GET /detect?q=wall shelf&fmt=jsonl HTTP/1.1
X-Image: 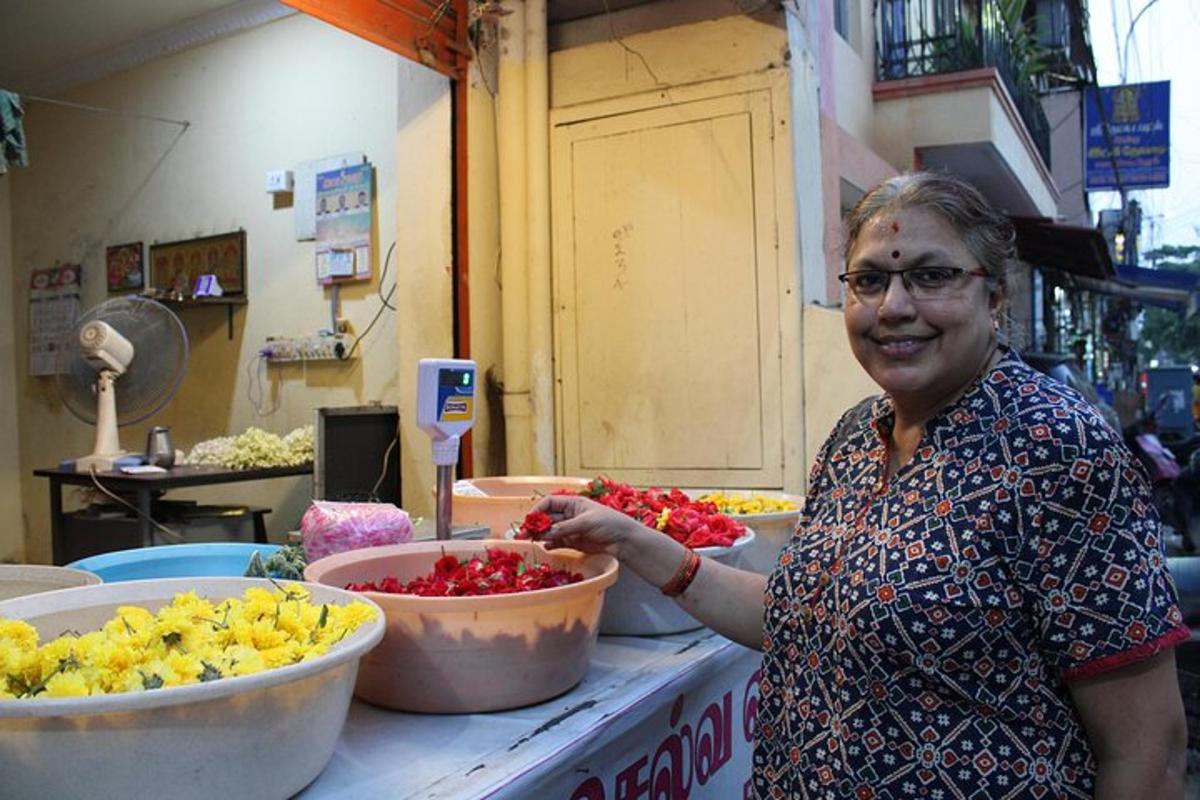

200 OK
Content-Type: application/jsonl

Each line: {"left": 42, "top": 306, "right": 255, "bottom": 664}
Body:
{"left": 150, "top": 295, "right": 247, "bottom": 339}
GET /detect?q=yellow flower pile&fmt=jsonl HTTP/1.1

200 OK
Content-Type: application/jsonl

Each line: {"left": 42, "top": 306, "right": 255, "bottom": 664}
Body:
{"left": 0, "top": 584, "right": 375, "bottom": 700}
{"left": 697, "top": 492, "right": 799, "bottom": 515}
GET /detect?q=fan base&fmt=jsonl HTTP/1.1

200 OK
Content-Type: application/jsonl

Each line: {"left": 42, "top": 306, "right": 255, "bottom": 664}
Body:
{"left": 73, "top": 452, "right": 129, "bottom": 474}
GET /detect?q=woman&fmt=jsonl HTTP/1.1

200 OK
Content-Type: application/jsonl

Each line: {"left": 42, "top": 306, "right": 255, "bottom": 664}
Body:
{"left": 531, "top": 172, "right": 1189, "bottom": 798}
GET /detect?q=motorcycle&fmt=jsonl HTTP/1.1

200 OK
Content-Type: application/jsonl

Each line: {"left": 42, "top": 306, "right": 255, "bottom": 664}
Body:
{"left": 1126, "top": 395, "right": 1200, "bottom": 553}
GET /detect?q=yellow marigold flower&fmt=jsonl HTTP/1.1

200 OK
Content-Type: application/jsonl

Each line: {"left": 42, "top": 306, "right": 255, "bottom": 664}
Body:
{"left": 248, "top": 617, "right": 291, "bottom": 651}
{"left": 37, "top": 638, "right": 79, "bottom": 678}
{"left": 43, "top": 671, "right": 89, "bottom": 698}
{"left": 329, "top": 602, "right": 377, "bottom": 632}
{"left": 697, "top": 492, "right": 798, "bottom": 515}
{"left": 259, "top": 641, "right": 304, "bottom": 669}
{"left": 164, "top": 650, "right": 203, "bottom": 685}
{"left": 169, "top": 591, "right": 216, "bottom": 619}
{"left": 0, "top": 640, "right": 34, "bottom": 680}
{"left": 655, "top": 508, "right": 671, "bottom": 531}
{"left": 0, "top": 619, "right": 39, "bottom": 650}
{"left": 112, "top": 606, "right": 155, "bottom": 630}
{"left": 220, "top": 644, "right": 266, "bottom": 677}
{"left": 241, "top": 587, "right": 279, "bottom": 620}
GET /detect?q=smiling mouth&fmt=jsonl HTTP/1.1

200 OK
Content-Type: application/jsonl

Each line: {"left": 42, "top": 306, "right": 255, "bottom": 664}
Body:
{"left": 872, "top": 334, "right": 936, "bottom": 345}
{"left": 871, "top": 334, "right": 937, "bottom": 357}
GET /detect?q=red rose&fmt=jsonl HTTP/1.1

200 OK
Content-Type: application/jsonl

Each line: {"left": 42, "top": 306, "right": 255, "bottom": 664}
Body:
{"left": 517, "top": 510, "right": 553, "bottom": 540}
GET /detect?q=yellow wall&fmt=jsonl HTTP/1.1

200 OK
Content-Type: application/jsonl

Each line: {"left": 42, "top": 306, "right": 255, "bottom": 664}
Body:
{"left": 549, "top": 12, "right": 826, "bottom": 490}
{"left": 8, "top": 15, "right": 461, "bottom": 563}
{"left": 550, "top": 13, "right": 789, "bottom": 109}
{"left": 0, "top": 175, "right": 24, "bottom": 561}
{"left": 801, "top": 305, "right": 879, "bottom": 465}
{"left": 465, "top": 66, "right": 504, "bottom": 477}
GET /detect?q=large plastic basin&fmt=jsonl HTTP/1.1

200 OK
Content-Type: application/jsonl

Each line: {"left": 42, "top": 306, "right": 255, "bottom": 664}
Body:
{"left": 445, "top": 475, "right": 592, "bottom": 537}
{"left": 692, "top": 490, "right": 804, "bottom": 574}
{"left": 600, "top": 529, "right": 756, "bottom": 636}
{"left": 0, "top": 577, "right": 384, "bottom": 800}
{"left": 66, "top": 542, "right": 281, "bottom": 582}
{"left": 305, "top": 540, "right": 618, "bottom": 713}
{"left": 0, "top": 564, "right": 100, "bottom": 602}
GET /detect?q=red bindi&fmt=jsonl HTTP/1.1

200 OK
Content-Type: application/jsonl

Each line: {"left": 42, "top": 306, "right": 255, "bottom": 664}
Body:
{"left": 890, "top": 222, "right": 900, "bottom": 233}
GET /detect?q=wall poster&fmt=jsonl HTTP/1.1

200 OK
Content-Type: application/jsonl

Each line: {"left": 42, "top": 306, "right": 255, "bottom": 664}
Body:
{"left": 315, "top": 163, "right": 372, "bottom": 284}
{"left": 106, "top": 241, "right": 144, "bottom": 292}
{"left": 29, "top": 263, "right": 81, "bottom": 376}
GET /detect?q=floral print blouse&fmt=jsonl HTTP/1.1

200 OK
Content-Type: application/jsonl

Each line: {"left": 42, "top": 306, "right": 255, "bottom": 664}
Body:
{"left": 754, "top": 348, "right": 1188, "bottom": 799}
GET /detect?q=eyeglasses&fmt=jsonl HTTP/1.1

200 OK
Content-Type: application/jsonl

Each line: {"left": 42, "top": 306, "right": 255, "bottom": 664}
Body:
{"left": 837, "top": 266, "right": 991, "bottom": 303}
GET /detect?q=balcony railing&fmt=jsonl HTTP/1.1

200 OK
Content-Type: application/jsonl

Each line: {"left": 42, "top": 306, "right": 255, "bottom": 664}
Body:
{"left": 875, "top": 0, "right": 1052, "bottom": 169}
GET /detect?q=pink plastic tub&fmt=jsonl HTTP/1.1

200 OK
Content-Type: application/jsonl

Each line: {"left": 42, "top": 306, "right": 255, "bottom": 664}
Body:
{"left": 304, "top": 540, "right": 618, "bottom": 713}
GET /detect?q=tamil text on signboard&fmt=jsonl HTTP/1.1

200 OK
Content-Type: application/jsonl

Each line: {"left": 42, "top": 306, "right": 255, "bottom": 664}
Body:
{"left": 1084, "top": 80, "right": 1170, "bottom": 191}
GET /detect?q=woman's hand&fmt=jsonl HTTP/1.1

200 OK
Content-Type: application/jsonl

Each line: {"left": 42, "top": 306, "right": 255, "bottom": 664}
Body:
{"left": 528, "top": 493, "right": 768, "bottom": 651}
{"left": 527, "top": 495, "right": 643, "bottom": 558}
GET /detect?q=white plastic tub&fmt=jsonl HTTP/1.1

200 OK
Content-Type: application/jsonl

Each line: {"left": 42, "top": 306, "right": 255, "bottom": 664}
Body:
{"left": 0, "top": 577, "right": 384, "bottom": 800}
{"left": 599, "top": 529, "right": 756, "bottom": 636}
{"left": 693, "top": 490, "right": 804, "bottom": 575}
{"left": 0, "top": 564, "right": 100, "bottom": 602}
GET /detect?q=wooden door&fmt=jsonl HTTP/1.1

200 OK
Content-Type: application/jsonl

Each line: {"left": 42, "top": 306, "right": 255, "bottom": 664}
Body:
{"left": 552, "top": 84, "right": 784, "bottom": 488}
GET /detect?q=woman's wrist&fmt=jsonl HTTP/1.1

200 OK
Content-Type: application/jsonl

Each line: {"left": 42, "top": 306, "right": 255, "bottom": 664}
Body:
{"left": 616, "top": 523, "right": 691, "bottom": 587}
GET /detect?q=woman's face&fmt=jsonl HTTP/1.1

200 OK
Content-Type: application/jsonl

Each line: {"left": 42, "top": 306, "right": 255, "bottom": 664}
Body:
{"left": 843, "top": 207, "right": 999, "bottom": 412}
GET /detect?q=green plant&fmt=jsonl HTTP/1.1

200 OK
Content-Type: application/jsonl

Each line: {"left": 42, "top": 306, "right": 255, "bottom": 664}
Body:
{"left": 994, "top": 0, "right": 1049, "bottom": 90}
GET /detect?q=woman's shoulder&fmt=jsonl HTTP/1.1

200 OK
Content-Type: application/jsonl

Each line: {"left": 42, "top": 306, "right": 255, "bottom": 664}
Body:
{"left": 988, "top": 354, "right": 1128, "bottom": 467}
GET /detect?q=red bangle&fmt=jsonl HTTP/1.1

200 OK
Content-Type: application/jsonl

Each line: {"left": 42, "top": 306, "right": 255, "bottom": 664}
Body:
{"left": 661, "top": 548, "right": 702, "bottom": 597}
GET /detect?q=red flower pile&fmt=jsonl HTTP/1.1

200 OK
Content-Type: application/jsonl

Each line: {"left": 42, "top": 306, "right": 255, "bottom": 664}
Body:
{"left": 561, "top": 477, "right": 746, "bottom": 550}
{"left": 345, "top": 548, "right": 583, "bottom": 597}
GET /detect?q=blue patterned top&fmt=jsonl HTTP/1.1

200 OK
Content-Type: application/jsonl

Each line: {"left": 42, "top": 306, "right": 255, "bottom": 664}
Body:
{"left": 754, "top": 348, "right": 1187, "bottom": 799}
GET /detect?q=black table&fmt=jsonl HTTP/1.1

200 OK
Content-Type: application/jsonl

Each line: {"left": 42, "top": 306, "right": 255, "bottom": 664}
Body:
{"left": 33, "top": 464, "right": 313, "bottom": 565}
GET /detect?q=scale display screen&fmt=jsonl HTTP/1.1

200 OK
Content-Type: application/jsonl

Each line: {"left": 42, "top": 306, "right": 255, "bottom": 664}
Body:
{"left": 439, "top": 368, "right": 473, "bottom": 389}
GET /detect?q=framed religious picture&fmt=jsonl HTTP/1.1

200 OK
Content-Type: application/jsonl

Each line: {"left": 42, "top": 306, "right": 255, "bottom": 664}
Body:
{"left": 149, "top": 230, "right": 246, "bottom": 298}
{"left": 105, "top": 242, "right": 144, "bottom": 292}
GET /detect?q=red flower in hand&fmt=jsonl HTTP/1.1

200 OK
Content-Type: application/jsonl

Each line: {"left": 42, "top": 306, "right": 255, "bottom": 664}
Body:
{"left": 518, "top": 510, "right": 553, "bottom": 540}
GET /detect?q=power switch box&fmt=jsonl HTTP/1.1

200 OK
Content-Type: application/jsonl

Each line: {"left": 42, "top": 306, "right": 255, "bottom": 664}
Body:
{"left": 266, "top": 169, "right": 294, "bottom": 194}
{"left": 263, "top": 333, "right": 353, "bottom": 363}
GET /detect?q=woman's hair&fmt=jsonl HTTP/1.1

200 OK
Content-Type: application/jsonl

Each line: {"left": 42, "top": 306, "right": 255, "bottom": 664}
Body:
{"left": 843, "top": 171, "right": 1017, "bottom": 292}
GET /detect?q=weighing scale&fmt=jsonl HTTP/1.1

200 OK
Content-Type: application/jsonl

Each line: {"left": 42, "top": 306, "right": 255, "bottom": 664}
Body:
{"left": 417, "top": 358, "right": 477, "bottom": 540}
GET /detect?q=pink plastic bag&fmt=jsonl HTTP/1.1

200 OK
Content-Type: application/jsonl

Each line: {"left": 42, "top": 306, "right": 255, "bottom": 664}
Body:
{"left": 301, "top": 501, "right": 415, "bottom": 561}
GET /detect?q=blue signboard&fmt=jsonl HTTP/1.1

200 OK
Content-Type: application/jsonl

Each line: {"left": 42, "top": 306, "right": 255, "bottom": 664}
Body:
{"left": 1084, "top": 81, "right": 1170, "bottom": 191}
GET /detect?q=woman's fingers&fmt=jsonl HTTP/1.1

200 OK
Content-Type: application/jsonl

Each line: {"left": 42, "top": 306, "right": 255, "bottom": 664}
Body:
{"left": 530, "top": 494, "right": 585, "bottom": 520}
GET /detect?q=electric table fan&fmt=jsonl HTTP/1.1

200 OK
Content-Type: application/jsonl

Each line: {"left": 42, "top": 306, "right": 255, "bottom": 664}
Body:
{"left": 416, "top": 358, "right": 476, "bottom": 540}
{"left": 56, "top": 297, "right": 188, "bottom": 472}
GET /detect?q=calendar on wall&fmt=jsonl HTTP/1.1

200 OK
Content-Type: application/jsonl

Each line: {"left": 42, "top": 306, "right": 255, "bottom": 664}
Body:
{"left": 29, "top": 264, "right": 81, "bottom": 376}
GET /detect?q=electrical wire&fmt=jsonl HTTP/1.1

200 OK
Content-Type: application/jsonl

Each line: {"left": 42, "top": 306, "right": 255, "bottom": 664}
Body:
{"left": 341, "top": 241, "right": 397, "bottom": 361}
{"left": 368, "top": 428, "right": 400, "bottom": 503}
{"left": 22, "top": 94, "right": 190, "bottom": 128}
{"left": 88, "top": 467, "right": 185, "bottom": 544}
{"left": 378, "top": 240, "right": 397, "bottom": 311}
{"left": 246, "top": 352, "right": 279, "bottom": 416}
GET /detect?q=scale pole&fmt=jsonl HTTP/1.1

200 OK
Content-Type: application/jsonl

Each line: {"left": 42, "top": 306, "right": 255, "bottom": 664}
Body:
{"left": 435, "top": 463, "right": 454, "bottom": 540}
